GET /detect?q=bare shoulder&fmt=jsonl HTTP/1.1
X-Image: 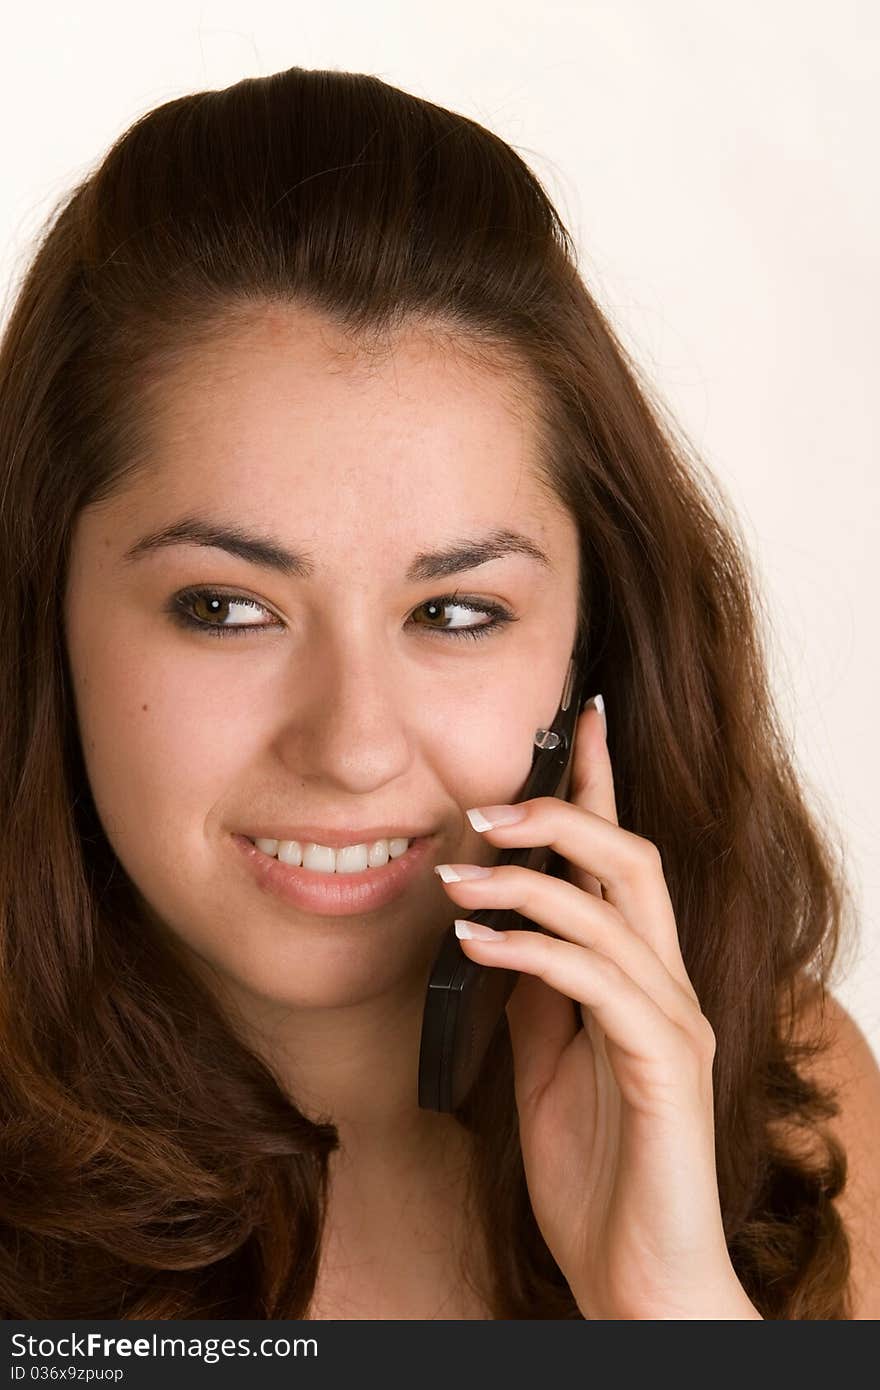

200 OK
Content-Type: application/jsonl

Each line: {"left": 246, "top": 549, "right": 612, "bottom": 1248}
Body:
{"left": 782, "top": 975, "right": 880, "bottom": 1319}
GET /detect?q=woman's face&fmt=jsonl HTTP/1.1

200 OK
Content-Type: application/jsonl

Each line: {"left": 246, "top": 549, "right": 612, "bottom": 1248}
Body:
{"left": 63, "top": 306, "right": 581, "bottom": 1013}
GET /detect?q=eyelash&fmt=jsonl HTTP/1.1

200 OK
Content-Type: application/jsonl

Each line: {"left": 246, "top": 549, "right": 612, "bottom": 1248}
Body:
{"left": 166, "top": 586, "right": 518, "bottom": 643}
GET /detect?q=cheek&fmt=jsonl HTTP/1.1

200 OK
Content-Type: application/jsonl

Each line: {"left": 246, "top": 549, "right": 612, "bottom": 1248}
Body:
{"left": 68, "top": 627, "right": 249, "bottom": 857}
{"left": 425, "top": 686, "right": 542, "bottom": 810}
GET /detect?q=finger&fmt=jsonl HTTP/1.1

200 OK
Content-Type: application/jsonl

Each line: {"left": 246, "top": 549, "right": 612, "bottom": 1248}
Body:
{"left": 562, "top": 698, "right": 614, "bottom": 898}
{"left": 570, "top": 695, "right": 618, "bottom": 827}
{"left": 440, "top": 863, "right": 700, "bottom": 1030}
{"left": 504, "top": 967, "right": 582, "bottom": 1102}
{"left": 466, "top": 797, "right": 697, "bottom": 1001}
{"left": 456, "top": 927, "right": 715, "bottom": 1112}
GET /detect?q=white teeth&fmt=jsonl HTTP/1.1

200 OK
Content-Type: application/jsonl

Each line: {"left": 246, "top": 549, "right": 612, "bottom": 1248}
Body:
{"left": 302, "top": 842, "right": 335, "bottom": 872}
{"left": 366, "top": 841, "right": 391, "bottom": 870}
{"left": 252, "top": 836, "right": 412, "bottom": 873}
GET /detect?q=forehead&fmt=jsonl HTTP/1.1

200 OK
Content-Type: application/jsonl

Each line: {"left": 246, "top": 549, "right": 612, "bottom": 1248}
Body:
{"left": 101, "top": 307, "right": 576, "bottom": 573}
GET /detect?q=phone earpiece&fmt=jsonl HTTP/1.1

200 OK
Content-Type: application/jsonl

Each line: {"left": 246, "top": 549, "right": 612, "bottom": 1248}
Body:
{"left": 534, "top": 728, "right": 562, "bottom": 749}
{"left": 534, "top": 654, "right": 579, "bottom": 750}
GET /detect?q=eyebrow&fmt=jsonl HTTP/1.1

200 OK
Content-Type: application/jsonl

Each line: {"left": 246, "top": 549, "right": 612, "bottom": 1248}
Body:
{"left": 120, "top": 516, "right": 554, "bottom": 583}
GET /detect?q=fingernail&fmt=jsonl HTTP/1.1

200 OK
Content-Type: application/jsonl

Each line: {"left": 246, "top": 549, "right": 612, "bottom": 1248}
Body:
{"left": 585, "top": 692, "right": 607, "bottom": 740}
{"left": 455, "top": 918, "right": 507, "bottom": 941}
{"left": 434, "top": 863, "right": 494, "bottom": 882}
{"left": 466, "top": 804, "right": 527, "bottom": 831}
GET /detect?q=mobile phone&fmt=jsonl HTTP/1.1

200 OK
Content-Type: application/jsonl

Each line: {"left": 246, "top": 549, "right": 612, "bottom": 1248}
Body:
{"left": 417, "top": 644, "right": 590, "bottom": 1112}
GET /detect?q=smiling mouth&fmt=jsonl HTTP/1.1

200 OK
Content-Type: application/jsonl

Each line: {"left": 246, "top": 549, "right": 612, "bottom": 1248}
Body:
{"left": 230, "top": 832, "right": 437, "bottom": 917}
{"left": 242, "top": 833, "right": 421, "bottom": 874}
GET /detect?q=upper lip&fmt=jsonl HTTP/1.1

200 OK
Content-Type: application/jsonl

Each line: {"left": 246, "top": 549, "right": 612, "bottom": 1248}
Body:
{"left": 241, "top": 826, "right": 434, "bottom": 848}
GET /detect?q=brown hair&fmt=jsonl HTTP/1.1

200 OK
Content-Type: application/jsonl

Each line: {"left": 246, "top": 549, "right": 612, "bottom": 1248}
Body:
{"left": 0, "top": 67, "right": 859, "bottom": 1318}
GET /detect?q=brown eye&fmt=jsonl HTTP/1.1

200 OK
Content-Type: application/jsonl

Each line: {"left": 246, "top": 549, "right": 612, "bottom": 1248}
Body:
{"left": 169, "top": 588, "right": 279, "bottom": 638}
{"left": 409, "top": 596, "right": 516, "bottom": 642}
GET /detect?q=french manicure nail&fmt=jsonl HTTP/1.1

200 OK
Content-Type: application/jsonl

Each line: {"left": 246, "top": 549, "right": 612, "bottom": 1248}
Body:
{"left": 434, "top": 863, "right": 494, "bottom": 882}
{"left": 585, "top": 692, "right": 607, "bottom": 740}
{"left": 466, "top": 804, "right": 526, "bottom": 830}
{"left": 454, "top": 918, "right": 507, "bottom": 941}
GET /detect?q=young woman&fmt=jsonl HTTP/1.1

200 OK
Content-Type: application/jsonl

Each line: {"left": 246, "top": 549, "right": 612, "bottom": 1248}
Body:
{"left": 0, "top": 66, "right": 876, "bottom": 1321}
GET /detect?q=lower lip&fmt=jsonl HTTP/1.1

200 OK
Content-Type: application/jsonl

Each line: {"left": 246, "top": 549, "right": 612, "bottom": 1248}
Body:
{"left": 230, "top": 833, "right": 436, "bottom": 916}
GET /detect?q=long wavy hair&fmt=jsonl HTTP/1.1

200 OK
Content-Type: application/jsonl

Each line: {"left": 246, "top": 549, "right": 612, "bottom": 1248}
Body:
{"left": 0, "top": 66, "right": 859, "bottom": 1319}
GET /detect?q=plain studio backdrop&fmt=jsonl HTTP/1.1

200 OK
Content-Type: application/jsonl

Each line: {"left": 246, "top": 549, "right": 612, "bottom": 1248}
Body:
{"left": 1, "top": 1, "right": 877, "bottom": 1060}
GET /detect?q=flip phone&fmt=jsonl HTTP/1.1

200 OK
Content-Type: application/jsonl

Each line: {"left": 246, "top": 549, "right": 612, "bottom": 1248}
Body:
{"left": 417, "top": 643, "right": 591, "bottom": 1112}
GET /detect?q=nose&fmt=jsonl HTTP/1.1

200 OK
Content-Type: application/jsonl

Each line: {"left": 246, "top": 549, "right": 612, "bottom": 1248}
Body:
{"left": 275, "top": 635, "right": 416, "bottom": 791}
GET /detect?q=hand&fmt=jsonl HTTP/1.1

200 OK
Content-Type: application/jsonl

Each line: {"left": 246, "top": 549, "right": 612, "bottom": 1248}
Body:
{"left": 433, "top": 696, "right": 762, "bottom": 1320}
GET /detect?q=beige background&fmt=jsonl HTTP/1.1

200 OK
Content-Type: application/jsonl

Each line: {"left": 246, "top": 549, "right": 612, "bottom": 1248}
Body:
{"left": 2, "top": 0, "right": 877, "bottom": 1057}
